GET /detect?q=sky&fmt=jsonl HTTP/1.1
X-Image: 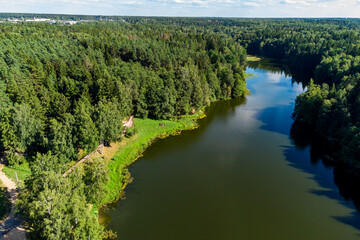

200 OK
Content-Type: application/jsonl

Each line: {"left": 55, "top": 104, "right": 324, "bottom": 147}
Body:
{"left": 1, "top": 0, "right": 360, "bottom": 18}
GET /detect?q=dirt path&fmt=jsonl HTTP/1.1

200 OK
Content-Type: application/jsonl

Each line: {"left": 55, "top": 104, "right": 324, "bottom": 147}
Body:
{"left": 124, "top": 115, "right": 134, "bottom": 128}
{"left": 64, "top": 115, "right": 135, "bottom": 177}
{"left": 122, "top": 115, "right": 134, "bottom": 136}
{"left": 0, "top": 115, "right": 135, "bottom": 237}
{"left": 0, "top": 165, "right": 27, "bottom": 240}
{"left": 63, "top": 154, "right": 91, "bottom": 177}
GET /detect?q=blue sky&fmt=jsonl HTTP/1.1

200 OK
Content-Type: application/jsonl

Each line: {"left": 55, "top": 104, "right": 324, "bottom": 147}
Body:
{"left": 2, "top": 0, "right": 360, "bottom": 17}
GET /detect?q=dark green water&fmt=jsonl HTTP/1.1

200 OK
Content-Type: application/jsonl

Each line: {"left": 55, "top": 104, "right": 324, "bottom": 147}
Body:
{"left": 101, "top": 60, "right": 360, "bottom": 240}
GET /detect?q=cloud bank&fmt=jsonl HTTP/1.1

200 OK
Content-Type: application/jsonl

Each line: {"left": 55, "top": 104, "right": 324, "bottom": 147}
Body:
{"left": 1, "top": 0, "right": 360, "bottom": 17}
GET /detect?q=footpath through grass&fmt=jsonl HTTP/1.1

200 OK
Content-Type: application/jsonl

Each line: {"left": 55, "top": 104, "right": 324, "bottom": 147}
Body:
{"left": 101, "top": 114, "right": 202, "bottom": 205}
{"left": 0, "top": 113, "right": 203, "bottom": 214}
{"left": 2, "top": 162, "right": 31, "bottom": 189}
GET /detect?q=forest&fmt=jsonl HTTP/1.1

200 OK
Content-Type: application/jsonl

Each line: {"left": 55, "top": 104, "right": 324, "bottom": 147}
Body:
{"left": 0, "top": 19, "right": 248, "bottom": 239}
{"left": 1, "top": 16, "right": 360, "bottom": 239}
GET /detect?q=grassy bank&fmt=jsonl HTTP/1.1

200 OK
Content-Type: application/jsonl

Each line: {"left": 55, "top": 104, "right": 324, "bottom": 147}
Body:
{"left": 100, "top": 113, "right": 204, "bottom": 206}
{"left": 1, "top": 112, "right": 204, "bottom": 225}
{"left": 1, "top": 113, "right": 203, "bottom": 206}
{"left": 2, "top": 163, "right": 31, "bottom": 188}
{"left": 247, "top": 55, "right": 261, "bottom": 62}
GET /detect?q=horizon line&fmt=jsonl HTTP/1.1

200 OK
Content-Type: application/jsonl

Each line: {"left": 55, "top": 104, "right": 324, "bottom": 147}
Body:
{"left": 0, "top": 12, "right": 359, "bottom": 19}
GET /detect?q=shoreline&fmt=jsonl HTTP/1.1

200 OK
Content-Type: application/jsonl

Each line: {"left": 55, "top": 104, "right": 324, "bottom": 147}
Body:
{"left": 96, "top": 112, "right": 206, "bottom": 221}
{"left": 0, "top": 111, "right": 206, "bottom": 235}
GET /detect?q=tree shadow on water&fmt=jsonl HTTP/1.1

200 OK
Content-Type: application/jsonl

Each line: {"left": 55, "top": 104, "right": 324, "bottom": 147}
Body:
{"left": 254, "top": 104, "right": 294, "bottom": 136}
{"left": 141, "top": 97, "right": 247, "bottom": 159}
{"left": 282, "top": 122, "right": 360, "bottom": 233}
{"left": 255, "top": 103, "right": 360, "bottom": 233}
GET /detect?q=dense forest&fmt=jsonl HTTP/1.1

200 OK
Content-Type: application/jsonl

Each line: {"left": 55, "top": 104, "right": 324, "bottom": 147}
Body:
{"left": 0, "top": 20, "right": 248, "bottom": 239}
{"left": 129, "top": 17, "right": 360, "bottom": 170}
{"left": 247, "top": 20, "right": 360, "bottom": 170}
{"left": 1, "top": 16, "right": 360, "bottom": 239}
{"left": 0, "top": 22, "right": 248, "bottom": 164}
{"left": 225, "top": 18, "right": 360, "bottom": 170}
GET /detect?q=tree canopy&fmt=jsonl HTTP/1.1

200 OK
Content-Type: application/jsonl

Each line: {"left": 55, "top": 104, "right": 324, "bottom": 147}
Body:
{"left": 2, "top": 16, "right": 360, "bottom": 239}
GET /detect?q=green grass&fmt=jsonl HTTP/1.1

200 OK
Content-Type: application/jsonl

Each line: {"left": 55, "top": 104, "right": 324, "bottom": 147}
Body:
{"left": 0, "top": 183, "right": 11, "bottom": 221}
{"left": 247, "top": 55, "right": 261, "bottom": 62}
{"left": 0, "top": 113, "right": 203, "bottom": 215}
{"left": 101, "top": 114, "right": 202, "bottom": 205}
{"left": 2, "top": 162, "right": 31, "bottom": 188}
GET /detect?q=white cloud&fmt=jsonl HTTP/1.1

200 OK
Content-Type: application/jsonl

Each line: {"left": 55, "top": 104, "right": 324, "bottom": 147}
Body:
{"left": 170, "top": 0, "right": 234, "bottom": 4}
{"left": 1, "top": 0, "right": 360, "bottom": 17}
{"left": 266, "top": 72, "right": 282, "bottom": 84}
{"left": 243, "top": 1, "right": 261, "bottom": 7}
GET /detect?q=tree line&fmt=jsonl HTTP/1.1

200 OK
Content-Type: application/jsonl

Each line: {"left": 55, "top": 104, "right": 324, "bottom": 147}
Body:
{"left": 124, "top": 18, "right": 360, "bottom": 170}
{"left": 0, "top": 20, "right": 248, "bottom": 239}
{"left": 2, "top": 16, "right": 360, "bottom": 239}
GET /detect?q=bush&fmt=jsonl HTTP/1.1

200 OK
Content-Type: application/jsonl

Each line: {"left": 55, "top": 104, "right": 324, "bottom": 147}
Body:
{"left": 0, "top": 187, "right": 11, "bottom": 221}
{"left": 125, "top": 126, "right": 137, "bottom": 138}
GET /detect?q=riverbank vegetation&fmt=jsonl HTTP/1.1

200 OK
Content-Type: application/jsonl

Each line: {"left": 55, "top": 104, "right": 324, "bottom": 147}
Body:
{"left": 101, "top": 115, "right": 202, "bottom": 206}
{"left": 2, "top": 163, "right": 31, "bottom": 188}
{"left": 243, "top": 19, "right": 360, "bottom": 170}
{"left": 185, "top": 17, "right": 360, "bottom": 171}
{"left": 0, "top": 19, "right": 247, "bottom": 239}
{"left": 1, "top": 16, "right": 360, "bottom": 239}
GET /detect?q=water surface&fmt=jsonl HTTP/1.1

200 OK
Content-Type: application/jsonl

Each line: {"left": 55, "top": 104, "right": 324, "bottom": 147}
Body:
{"left": 101, "top": 60, "right": 360, "bottom": 240}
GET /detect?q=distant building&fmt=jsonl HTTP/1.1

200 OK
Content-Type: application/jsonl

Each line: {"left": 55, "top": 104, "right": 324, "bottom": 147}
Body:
{"left": 65, "top": 21, "right": 78, "bottom": 25}
{"left": 8, "top": 18, "right": 21, "bottom": 23}
{"left": 26, "top": 17, "right": 51, "bottom": 22}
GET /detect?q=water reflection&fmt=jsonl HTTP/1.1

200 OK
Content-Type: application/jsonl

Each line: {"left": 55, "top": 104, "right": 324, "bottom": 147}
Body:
{"left": 255, "top": 105, "right": 294, "bottom": 136}
{"left": 249, "top": 59, "right": 360, "bottom": 232}
{"left": 256, "top": 105, "right": 360, "bottom": 233}
{"left": 248, "top": 57, "right": 312, "bottom": 85}
{"left": 290, "top": 122, "right": 360, "bottom": 214}
{"left": 140, "top": 97, "right": 247, "bottom": 160}
{"left": 99, "top": 97, "right": 248, "bottom": 225}
{"left": 102, "top": 58, "right": 360, "bottom": 240}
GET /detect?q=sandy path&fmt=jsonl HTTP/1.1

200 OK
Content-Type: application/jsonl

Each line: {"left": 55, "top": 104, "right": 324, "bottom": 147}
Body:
{"left": 63, "top": 154, "right": 91, "bottom": 177}
{"left": 64, "top": 115, "right": 135, "bottom": 177}
{"left": 0, "top": 115, "right": 135, "bottom": 237}
{"left": 122, "top": 115, "right": 134, "bottom": 136}
{"left": 124, "top": 115, "right": 134, "bottom": 128}
{"left": 0, "top": 165, "right": 27, "bottom": 240}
